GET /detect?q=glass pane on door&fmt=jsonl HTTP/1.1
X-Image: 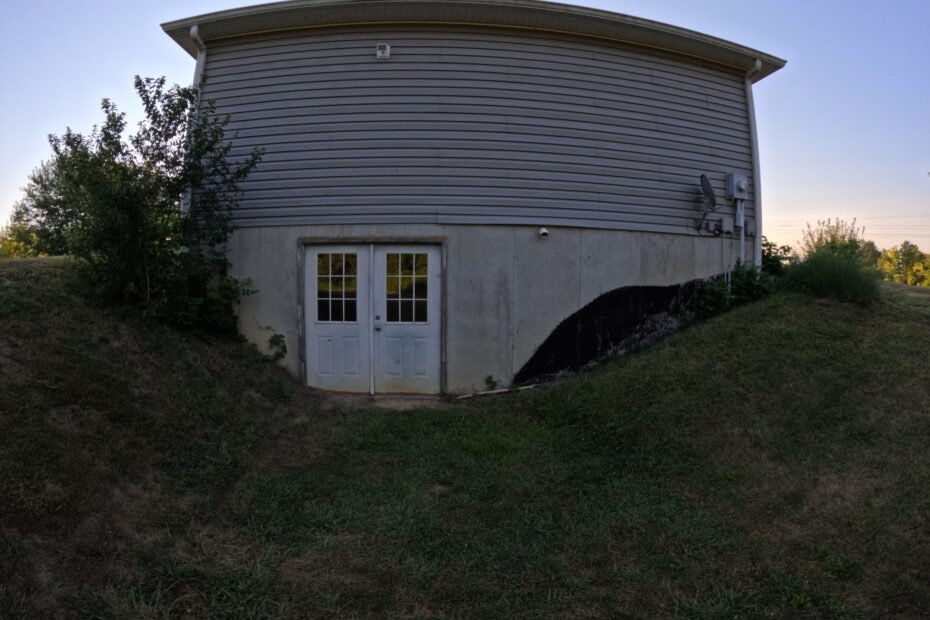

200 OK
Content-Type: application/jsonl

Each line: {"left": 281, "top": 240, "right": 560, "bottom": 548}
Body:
{"left": 316, "top": 252, "right": 358, "bottom": 323}
{"left": 385, "top": 252, "right": 429, "bottom": 324}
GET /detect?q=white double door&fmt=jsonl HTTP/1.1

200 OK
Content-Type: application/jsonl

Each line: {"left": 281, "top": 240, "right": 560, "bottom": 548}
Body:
{"left": 305, "top": 244, "right": 441, "bottom": 394}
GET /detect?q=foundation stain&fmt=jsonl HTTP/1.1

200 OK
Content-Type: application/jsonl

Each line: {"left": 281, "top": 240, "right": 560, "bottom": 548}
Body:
{"left": 514, "top": 280, "right": 702, "bottom": 384}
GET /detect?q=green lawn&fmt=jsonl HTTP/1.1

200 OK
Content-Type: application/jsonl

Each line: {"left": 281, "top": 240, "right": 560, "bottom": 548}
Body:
{"left": 2, "top": 258, "right": 929, "bottom": 618}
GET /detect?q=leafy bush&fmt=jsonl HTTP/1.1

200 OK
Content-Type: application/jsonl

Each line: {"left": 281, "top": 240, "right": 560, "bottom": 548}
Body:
{"left": 699, "top": 262, "right": 774, "bottom": 318}
{"left": 800, "top": 218, "right": 866, "bottom": 258}
{"left": 42, "top": 76, "right": 261, "bottom": 332}
{"left": 799, "top": 218, "right": 880, "bottom": 269}
{"left": 785, "top": 248, "right": 880, "bottom": 305}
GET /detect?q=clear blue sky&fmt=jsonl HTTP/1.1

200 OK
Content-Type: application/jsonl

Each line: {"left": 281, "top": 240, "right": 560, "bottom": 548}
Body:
{"left": 2, "top": 0, "right": 928, "bottom": 249}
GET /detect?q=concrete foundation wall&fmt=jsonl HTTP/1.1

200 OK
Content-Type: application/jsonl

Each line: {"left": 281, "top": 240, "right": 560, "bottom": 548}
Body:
{"left": 229, "top": 224, "right": 739, "bottom": 393}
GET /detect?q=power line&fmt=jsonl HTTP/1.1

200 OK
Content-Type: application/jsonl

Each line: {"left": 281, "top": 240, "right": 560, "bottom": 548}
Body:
{"left": 765, "top": 226, "right": 930, "bottom": 230}
{"left": 767, "top": 224, "right": 930, "bottom": 228}
{"left": 766, "top": 234, "right": 930, "bottom": 239}
{"left": 768, "top": 215, "right": 930, "bottom": 222}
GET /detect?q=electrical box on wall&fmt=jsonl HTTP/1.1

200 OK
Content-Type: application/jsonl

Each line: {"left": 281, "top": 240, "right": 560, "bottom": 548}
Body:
{"left": 726, "top": 173, "right": 750, "bottom": 200}
{"left": 704, "top": 216, "right": 736, "bottom": 235}
{"left": 376, "top": 43, "right": 391, "bottom": 59}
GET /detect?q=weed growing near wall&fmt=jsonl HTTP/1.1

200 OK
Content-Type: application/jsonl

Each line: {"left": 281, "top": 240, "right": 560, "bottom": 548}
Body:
{"left": 698, "top": 263, "right": 774, "bottom": 318}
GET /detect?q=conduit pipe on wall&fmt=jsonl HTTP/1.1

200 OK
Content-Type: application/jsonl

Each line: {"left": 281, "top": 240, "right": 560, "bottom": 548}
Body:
{"left": 745, "top": 59, "right": 763, "bottom": 267}
{"left": 722, "top": 230, "right": 729, "bottom": 287}
{"left": 737, "top": 199, "right": 746, "bottom": 265}
{"left": 190, "top": 25, "right": 207, "bottom": 90}
{"left": 181, "top": 25, "right": 207, "bottom": 215}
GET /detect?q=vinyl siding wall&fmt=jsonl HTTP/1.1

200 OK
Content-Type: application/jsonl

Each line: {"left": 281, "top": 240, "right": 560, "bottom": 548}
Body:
{"left": 201, "top": 25, "right": 755, "bottom": 233}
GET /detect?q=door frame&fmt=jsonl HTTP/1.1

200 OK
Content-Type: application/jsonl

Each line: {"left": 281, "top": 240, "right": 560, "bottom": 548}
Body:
{"left": 297, "top": 236, "right": 448, "bottom": 394}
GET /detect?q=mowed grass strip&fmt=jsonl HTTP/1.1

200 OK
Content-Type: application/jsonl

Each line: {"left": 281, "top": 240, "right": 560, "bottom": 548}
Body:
{"left": 1, "top": 258, "right": 929, "bottom": 618}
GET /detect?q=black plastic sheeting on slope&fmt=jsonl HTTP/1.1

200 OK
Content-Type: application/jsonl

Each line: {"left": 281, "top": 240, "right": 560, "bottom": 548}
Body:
{"left": 514, "top": 279, "right": 703, "bottom": 384}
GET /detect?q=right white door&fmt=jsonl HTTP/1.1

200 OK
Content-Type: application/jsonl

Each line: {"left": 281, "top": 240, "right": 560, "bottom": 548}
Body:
{"left": 372, "top": 246, "right": 442, "bottom": 394}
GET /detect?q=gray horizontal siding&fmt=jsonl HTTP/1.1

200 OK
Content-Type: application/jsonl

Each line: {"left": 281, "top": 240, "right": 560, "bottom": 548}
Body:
{"left": 206, "top": 68, "right": 748, "bottom": 121}
{"left": 201, "top": 25, "right": 754, "bottom": 232}
{"left": 206, "top": 27, "right": 748, "bottom": 93}
{"left": 204, "top": 59, "right": 746, "bottom": 112}
{"left": 221, "top": 99, "right": 750, "bottom": 142}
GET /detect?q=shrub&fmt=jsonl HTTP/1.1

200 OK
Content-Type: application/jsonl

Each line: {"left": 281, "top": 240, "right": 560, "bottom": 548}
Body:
{"left": 800, "top": 218, "right": 866, "bottom": 258}
{"left": 798, "top": 218, "right": 882, "bottom": 269}
{"left": 699, "top": 262, "right": 774, "bottom": 318}
{"left": 44, "top": 76, "right": 261, "bottom": 332}
{"left": 785, "top": 248, "right": 880, "bottom": 305}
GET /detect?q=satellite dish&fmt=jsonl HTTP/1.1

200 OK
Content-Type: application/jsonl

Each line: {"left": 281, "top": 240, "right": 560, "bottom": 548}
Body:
{"left": 699, "top": 174, "right": 717, "bottom": 212}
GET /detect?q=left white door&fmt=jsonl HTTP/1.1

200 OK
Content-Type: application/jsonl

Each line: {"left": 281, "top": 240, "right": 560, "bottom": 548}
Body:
{"left": 305, "top": 245, "right": 371, "bottom": 392}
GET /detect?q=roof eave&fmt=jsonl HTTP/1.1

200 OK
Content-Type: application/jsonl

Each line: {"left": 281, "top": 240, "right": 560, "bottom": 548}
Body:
{"left": 161, "top": 0, "right": 786, "bottom": 81}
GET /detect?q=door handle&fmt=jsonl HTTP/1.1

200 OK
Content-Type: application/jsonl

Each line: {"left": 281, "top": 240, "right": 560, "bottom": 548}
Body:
{"left": 374, "top": 324, "right": 382, "bottom": 331}
{"left": 374, "top": 314, "right": 382, "bottom": 331}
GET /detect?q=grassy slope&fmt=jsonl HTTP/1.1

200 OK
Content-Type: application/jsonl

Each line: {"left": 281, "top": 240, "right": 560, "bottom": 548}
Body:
{"left": 1, "top": 258, "right": 929, "bottom": 619}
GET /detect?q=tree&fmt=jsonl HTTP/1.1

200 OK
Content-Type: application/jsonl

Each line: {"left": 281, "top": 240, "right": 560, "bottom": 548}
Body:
{"left": 0, "top": 219, "right": 43, "bottom": 258}
{"left": 5, "top": 161, "right": 74, "bottom": 256}
{"left": 877, "top": 247, "right": 902, "bottom": 283}
{"left": 911, "top": 256, "right": 930, "bottom": 287}
{"left": 46, "top": 76, "right": 262, "bottom": 331}
{"left": 761, "top": 236, "right": 795, "bottom": 276}
{"left": 898, "top": 242, "right": 928, "bottom": 286}
{"left": 859, "top": 239, "right": 881, "bottom": 268}
{"left": 878, "top": 241, "right": 929, "bottom": 287}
